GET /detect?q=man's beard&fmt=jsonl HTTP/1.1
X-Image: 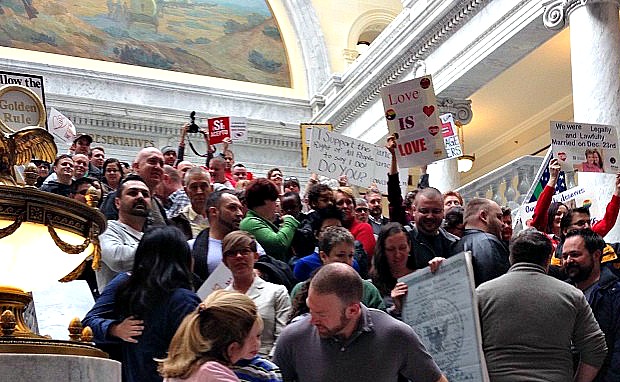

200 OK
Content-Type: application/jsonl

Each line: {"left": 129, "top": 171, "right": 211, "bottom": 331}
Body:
{"left": 314, "top": 310, "right": 349, "bottom": 339}
{"left": 566, "top": 262, "right": 593, "bottom": 284}
{"left": 129, "top": 201, "right": 150, "bottom": 217}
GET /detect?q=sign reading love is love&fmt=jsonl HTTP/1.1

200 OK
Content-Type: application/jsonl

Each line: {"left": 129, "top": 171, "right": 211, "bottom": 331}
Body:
{"left": 380, "top": 75, "right": 446, "bottom": 168}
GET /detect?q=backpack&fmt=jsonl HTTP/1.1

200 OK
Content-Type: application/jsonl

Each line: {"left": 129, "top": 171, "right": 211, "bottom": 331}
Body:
{"left": 255, "top": 255, "right": 297, "bottom": 291}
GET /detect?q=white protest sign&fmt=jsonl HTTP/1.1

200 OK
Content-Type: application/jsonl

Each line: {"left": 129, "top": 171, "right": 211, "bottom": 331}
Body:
{"left": 380, "top": 75, "right": 446, "bottom": 168}
{"left": 196, "top": 262, "right": 233, "bottom": 300}
{"left": 440, "top": 113, "right": 462, "bottom": 158}
{"left": 230, "top": 117, "right": 248, "bottom": 142}
{"left": 308, "top": 128, "right": 404, "bottom": 193}
{"left": 49, "top": 107, "right": 76, "bottom": 145}
{"left": 31, "top": 280, "right": 94, "bottom": 340}
{"left": 551, "top": 121, "right": 620, "bottom": 174}
{"left": 578, "top": 172, "right": 620, "bottom": 243}
{"left": 519, "top": 186, "right": 589, "bottom": 223}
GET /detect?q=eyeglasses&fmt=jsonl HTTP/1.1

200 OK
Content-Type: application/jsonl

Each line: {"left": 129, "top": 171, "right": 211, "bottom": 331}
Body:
{"left": 284, "top": 176, "right": 298, "bottom": 182}
{"left": 355, "top": 207, "right": 368, "bottom": 213}
{"left": 223, "top": 247, "right": 254, "bottom": 258}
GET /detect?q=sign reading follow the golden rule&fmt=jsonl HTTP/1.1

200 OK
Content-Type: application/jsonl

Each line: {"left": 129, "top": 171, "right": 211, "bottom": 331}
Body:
{"left": 380, "top": 75, "right": 446, "bottom": 168}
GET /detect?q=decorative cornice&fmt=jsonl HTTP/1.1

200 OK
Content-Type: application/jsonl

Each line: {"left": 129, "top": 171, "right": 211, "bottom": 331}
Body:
{"left": 437, "top": 98, "right": 473, "bottom": 125}
{"left": 312, "top": 0, "right": 487, "bottom": 129}
{"left": 543, "top": 0, "right": 620, "bottom": 30}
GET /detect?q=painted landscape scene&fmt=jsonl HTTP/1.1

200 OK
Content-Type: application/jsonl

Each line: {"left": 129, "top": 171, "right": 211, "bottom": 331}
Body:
{"left": 0, "top": 0, "right": 291, "bottom": 87}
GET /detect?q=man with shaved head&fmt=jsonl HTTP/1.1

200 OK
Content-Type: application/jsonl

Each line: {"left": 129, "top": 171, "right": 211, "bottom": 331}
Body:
{"left": 101, "top": 147, "right": 168, "bottom": 226}
{"left": 452, "top": 197, "right": 509, "bottom": 286}
{"left": 405, "top": 187, "right": 459, "bottom": 270}
{"left": 274, "top": 263, "right": 447, "bottom": 382}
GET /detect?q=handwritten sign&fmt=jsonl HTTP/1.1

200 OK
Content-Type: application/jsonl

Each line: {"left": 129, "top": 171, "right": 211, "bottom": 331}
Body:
{"left": 208, "top": 116, "right": 231, "bottom": 145}
{"left": 440, "top": 113, "right": 462, "bottom": 158}
{"left": 551, "top": 121, "right": 619, "bottom": 174}
{"left": 380, "top": 75, "right": 446, "bottom": 168}
{"left": 49, "top": 107, "right": 76, "bottom": 145}
{"left": 196, "top": 262, "right": 233, "bottom": 300}
{"left": 300, "top": 123, "right": 333, "bottom": 167}
{"left": 308, "top": 128, "right": 405, "bottom": 193}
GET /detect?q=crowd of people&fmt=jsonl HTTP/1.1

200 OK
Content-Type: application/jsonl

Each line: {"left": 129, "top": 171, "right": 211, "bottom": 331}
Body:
{"left": 28, "top": 127, "right": 620, "bottom": 382}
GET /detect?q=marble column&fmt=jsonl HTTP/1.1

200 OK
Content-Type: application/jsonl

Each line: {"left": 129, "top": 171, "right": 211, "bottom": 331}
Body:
{"left": 427, "top": 98, "right": 473, "bottom": 192}
{"left": 543, "top": 0, "right": 620, "bottom": 124}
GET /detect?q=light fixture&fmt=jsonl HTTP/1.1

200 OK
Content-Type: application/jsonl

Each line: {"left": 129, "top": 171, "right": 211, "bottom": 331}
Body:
{"left": 0, "top": 85, "right": 107, "bottom": 357}
{"left": 357, "top": 40, "right": 370, "bottom": 55}
{"left": 457, "top": 154, "right": 475, "bottom": 173}
{"left": 455, "top": 120, "right": 475, "bottom": 172}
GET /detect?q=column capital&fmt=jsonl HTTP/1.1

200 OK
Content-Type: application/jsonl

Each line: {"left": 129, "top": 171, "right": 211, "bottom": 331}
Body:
{"left": 437, "top": 98, "right": 473, "bottom": 125}
{"left": 543, "top": 0, "right": 620, "bottom": 30}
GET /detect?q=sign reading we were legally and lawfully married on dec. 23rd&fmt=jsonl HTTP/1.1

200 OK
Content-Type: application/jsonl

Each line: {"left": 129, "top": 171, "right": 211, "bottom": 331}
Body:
{"left": 551, "top": 121, "right": 620, "bottom": 174}
{"left": 380, "top": 75, "right": 447, "bottom": 169}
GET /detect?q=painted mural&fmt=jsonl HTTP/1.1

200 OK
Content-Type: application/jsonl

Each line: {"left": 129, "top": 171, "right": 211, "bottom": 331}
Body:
{"left": 0, "top": 0, "right": 291, "bottom": 87}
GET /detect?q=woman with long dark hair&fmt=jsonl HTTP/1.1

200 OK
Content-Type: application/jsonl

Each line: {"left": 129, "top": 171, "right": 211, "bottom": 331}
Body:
{"left": 372, "top": 222, "right": 443, "bottom": 318}
{"left": 83, "top": 226, "right": 200, "bottom": 382}
{"left": 102, "top": 158, "right": 125, "bottom": 197}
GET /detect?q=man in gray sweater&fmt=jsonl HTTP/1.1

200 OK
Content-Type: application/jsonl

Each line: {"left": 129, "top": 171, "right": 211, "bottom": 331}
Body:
{"left": 477, "top": 229, "right": 607, "bottom": 382}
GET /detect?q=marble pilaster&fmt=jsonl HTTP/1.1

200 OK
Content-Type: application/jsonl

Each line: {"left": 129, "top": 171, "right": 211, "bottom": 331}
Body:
{"left": 543, "top": 0, "right": 620, "bottom": 124}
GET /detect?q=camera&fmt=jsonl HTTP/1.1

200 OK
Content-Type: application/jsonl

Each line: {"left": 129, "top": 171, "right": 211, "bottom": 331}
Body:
{"left": 188, "top": 111, "right": 200, "bottom": 134}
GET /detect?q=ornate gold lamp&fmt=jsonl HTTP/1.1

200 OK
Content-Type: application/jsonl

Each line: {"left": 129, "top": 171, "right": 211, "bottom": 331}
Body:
{"left": 0, "top": 85, "right": 107, "bottom": 357}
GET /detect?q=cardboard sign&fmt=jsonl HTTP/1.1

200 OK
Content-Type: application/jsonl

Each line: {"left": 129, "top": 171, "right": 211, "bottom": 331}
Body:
{"left": 0, "top": 84, "right": 46, "bottom": 132}
{"left": 308, "top": 128, "right": 405, "bottom": 193}
{"left": 380, "top": 75, "right": 447, "bottom": 168}
{"left": 208, "top": 116, "right": 230, "bottom": 144}
{"left": 550, "top": 121, "right": 620, "bottom": 174}
{"left": 49, "top": 107, "right": 77, "bottom": 145}
{"left": 440, "top": 113, "right": 462, "bottom": 158}
{"left": 300, "top": 123, "right": 333, "bottom": 167}
{"left": 230, "top": 117, "right": 247, "bottom": 142}
{"left": 196, "top": 262, "right": 233, "bottom": 300}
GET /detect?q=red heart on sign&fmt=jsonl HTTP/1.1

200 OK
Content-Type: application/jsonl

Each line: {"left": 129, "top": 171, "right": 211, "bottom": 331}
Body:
{"left": 423, "top": 105, "right": 435, "bottom": 117}
{"left": 428, "top": 125, "right": 439, "bottom": 136}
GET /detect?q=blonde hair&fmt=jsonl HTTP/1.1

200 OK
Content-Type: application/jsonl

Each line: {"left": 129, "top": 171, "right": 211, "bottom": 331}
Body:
{"left": 158, "top": 290, "right": 261, "bottom": 379}
{"left": 222, "top": 231, "right": 257, "bottom": 256}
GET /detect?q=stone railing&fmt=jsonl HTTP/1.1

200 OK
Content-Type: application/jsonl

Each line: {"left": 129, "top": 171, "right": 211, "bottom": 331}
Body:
{"left": 454, "top": 155, "right": 577, "bottom": 210}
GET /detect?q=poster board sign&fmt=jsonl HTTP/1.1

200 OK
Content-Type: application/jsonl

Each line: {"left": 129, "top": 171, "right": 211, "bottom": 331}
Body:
{"left": 307, "top": 128, "right": 404, "bottom": 193}
{"left": 208, "top": 116, "right": 231, "bottom": 145}
{"left": 519, "top": 185, "right": 589, "bottom": 223}
{"left": 0, "top": 70, "right": 46, "bottom": 113}
{"left": 230, "top": 117, "right": 248, "bottom": 142}
{"left": 380, "top": 75, "right": 447, "bottom": 168}
{"left": 196, "top": 262, "right": 233, "bottom": 300}
{"left": 578, "top": 172, "right": 620, "bottom": 243}
{"left": 399, "top": 252, "right": 489, "bottom": 382}
{"left": 300, "top": 123, "right": 333, "bottom": 167}
{"left": 440, "top": 113, "right": 462, "bottom": 158}
{"left": 550, "top": 121, "right": 619, "bottom": 174}
{"left": 31, "top": 280, "right": 94, "bottom": 340}
{"left": 49, "top": 107, "right": 77, "bottom": 145}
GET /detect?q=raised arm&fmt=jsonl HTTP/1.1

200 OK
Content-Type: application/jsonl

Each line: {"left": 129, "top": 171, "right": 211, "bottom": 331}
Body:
{"left": 529, "top": 158, "right": 560, "bottom": 232}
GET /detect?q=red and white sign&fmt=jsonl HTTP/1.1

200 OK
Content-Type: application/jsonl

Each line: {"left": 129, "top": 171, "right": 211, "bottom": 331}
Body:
{"left": 208, "top": 116, "right": 230, "bottom": 145}
{"left": 380, "top": 75, "right": 446, "bottom": 168}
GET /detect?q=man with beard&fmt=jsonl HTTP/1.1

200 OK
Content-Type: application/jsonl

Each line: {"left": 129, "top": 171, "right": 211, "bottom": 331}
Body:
{"left": 365, "top": 188, "right": 388, "bottom": 235}
{"left": 405, "top": 187, "right": 459, "bottom": 270}
{"left": 452, "top": 197, "right": 509, "bottom": 286}
{"left": 96, "top": 175, "right": 151, "bottom": 291}
{"left": 273, "top": 263, "right": 447, "bottom": 382}
{"left": 563, "top": 229, "right": 620, "bottom": 381}
{"left": 190, "top": 189, "right": 245, "bottom": 283}
{"left": 477, "top": 229, "right": 607, "bottom": 382}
